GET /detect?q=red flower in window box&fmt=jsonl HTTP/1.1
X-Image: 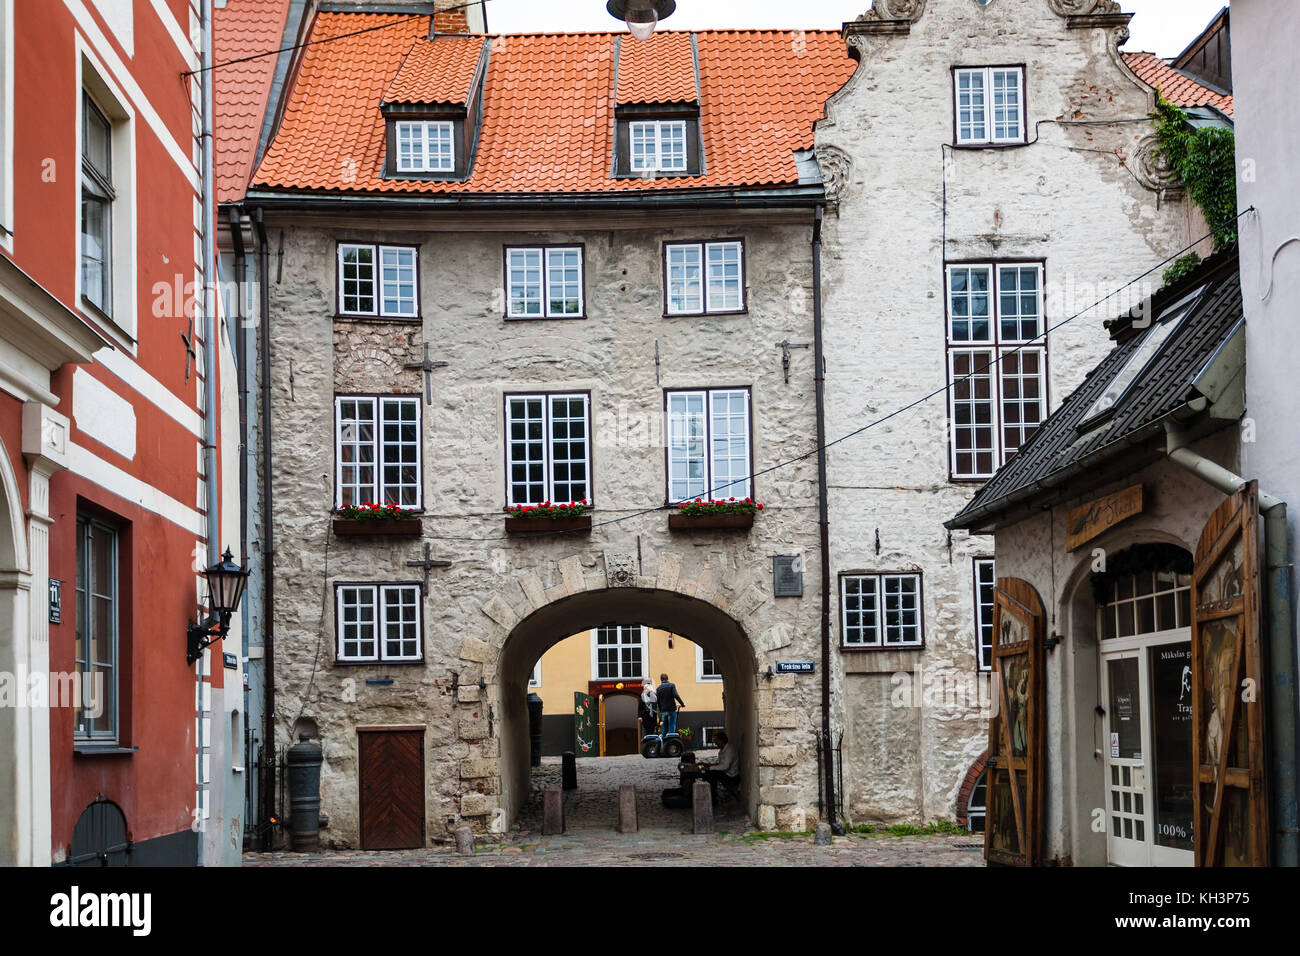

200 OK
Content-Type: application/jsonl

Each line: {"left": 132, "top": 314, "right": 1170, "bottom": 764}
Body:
{"left": 668, "top": 497, "right": 761, "bottom": 531}
{"left": 332, "top": 502, "right": 421, "bottom": 536}
{"left": 504, "top": 500, "right": 593, "bottom": 536}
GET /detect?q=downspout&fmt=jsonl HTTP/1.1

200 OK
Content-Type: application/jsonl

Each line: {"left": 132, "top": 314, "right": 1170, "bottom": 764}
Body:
{"left": 254, "top": 207, "right": 276, "bottom": 851}
{"left": 197, "top": 0, "right": 219, "bottom": 868}
{"left": 812, "top": 205, "right": 838, "bottom": 830}
{"left": 1165, "top": 422, "right": 1297, "bottom": 866}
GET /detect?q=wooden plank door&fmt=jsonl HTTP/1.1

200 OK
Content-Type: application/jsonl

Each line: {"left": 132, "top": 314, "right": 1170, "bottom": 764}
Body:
{"left": 358, "top": 729, "right": 425, "bottom": 850}
{"left": 985, "top": 577, "right": 1045, "bottom": 867}
{"left": 1191, "top": 483, "right": 1269, "bottom": 866}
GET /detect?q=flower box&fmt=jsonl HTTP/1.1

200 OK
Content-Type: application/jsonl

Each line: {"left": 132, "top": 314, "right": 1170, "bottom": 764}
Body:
{"left": 332, "top": 518, "right": 423, "bottom": 537}
{"left": 668, "top": 512, "right": 755, "bottom": 531}
{"left": 504, "top": 515, "right": 592, "bottom": 536}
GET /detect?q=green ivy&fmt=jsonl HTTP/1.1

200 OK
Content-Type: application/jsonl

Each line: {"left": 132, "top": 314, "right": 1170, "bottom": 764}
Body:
{"left": 1154, "top": 94, "right": 1238, "bottom": 250}
{"left": 1162, "top": 252, "right": 1203, "bottom": 286}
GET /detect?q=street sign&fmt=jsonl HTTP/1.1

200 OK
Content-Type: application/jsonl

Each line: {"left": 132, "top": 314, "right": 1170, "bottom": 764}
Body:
{"left": 776, "top": 661, "right": 814, "bottom": 674}
{"left": 48, "top": 578, "right": 62, "bottom": 624}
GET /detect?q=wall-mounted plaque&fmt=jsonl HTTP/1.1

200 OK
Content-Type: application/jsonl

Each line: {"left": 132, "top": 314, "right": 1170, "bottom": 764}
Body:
{"left": 772, "top": 555, "right": 803, "bottom": 597}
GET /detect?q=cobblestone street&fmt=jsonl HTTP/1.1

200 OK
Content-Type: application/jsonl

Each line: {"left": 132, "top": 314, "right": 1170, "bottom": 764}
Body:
{"left": 245, "top": 755, "right": 985, "bottom": 867}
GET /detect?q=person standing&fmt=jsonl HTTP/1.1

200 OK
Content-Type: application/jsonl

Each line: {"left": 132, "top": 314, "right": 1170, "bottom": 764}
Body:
{"left": 639, "top": 679, "right": 658, "bottom": 736}
{"left": 656, "top": 673, "right": 685, "bottom": 736}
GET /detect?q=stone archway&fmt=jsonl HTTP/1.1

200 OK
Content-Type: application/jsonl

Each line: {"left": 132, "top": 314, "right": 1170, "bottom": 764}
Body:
{"left": 0, "top": 432, "right": 32, "bottom": 865}
{"left": 493, "top": 586, "right": 761, "bottom": 828}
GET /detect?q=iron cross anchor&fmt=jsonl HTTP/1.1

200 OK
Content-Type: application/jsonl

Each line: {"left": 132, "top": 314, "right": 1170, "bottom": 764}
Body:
{"left": 406, "top": 542, "right": 451, "bottom": 588}
{"left": 775, "top": 340, "right": 810, "bottom": 385}
{"left": 181, "top": 320, "right": 198, "bottom": 383}
{"left": 404, "top": 343, "right": 448, "bottom": 405}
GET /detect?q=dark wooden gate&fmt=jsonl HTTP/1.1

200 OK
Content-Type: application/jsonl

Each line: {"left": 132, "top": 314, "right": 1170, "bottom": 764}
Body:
{"left": 985, "top": 577, "right": 1045, "bottom": 866}
{"left": 1191, "top": 483, "right": 1269, "bottom": 866}
{"left": 358, "top": 728, "right": 425, "bottom": 850}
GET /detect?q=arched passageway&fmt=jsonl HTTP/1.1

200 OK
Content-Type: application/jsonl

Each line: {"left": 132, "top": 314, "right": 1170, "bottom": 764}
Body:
{"left": 496, "top": 587, "right": 760, "bottom": 828}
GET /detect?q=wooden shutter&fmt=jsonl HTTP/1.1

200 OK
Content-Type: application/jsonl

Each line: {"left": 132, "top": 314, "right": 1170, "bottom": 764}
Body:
{"left": 985, "top": 577, "right": 1045, "bottom": 866}
{"left": 573, "top": 692, "right": 597, "bottom": 755}
{"left": 1191, "top": 482, "right": 1269, "bottom": 866}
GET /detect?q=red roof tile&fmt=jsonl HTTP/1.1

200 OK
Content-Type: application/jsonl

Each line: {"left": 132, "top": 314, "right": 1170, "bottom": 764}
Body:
{"left": 383, "top": 35, "right": 486, "bottom": 105}
{"left": 616, "top": 31, "right": 697, "bottom": 104}
{"left": 214, "top": 0, "right": 293, "bottom": 204}
{"left": 1123, "top": 51, "right": 1233, "bottom": 117}
{"left": 251, "top": 14, "right": 856, "bottom": 197}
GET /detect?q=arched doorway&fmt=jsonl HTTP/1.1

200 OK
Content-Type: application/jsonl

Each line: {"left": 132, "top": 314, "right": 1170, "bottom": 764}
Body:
{"left": 496, "top": 587, "right": 760, "bottom": 828}
{"left": 0, "top": 433, "right": 31, "bottom": 865}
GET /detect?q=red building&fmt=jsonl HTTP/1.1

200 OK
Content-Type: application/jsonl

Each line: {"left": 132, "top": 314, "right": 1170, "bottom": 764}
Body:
{"left": 0, "top": 0, "right": 242, "bottom": 866}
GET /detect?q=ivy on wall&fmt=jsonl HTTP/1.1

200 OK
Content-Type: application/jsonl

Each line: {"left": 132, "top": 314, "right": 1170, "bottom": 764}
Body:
{"left": 1154, "top": 94, "right": 1238, "bottom": 283}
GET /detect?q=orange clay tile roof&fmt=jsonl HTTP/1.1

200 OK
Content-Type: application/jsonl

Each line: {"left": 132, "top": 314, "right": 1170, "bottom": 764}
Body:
{"left": 1123, "top": 51, "right": 1234, "bottom": 118}
{"left": 250, "top": 13, "right": 856, "bottom": 197}
{"left": 383, "top": 35, "right": 486, "bottom": 105}
{"left": 616, "top": 31, "right": 697, "bottom": 104}
{"left": 214, "top": 0, "right": 292, "bottom": 204}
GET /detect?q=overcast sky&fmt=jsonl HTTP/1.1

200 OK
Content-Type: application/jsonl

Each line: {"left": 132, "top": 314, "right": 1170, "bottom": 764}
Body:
{"left": 486, "top": 0, "right": 1228, "bottom": 57}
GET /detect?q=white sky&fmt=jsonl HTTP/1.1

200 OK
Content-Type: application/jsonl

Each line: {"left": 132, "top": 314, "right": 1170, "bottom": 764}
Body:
{"left": 485, "top": 0, "right": 1228, "bottom": 57}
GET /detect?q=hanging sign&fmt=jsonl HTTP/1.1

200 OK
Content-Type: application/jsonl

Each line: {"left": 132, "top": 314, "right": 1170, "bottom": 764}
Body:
{"left": 1066, "top": 484, "right": 1144, "bottom": 551}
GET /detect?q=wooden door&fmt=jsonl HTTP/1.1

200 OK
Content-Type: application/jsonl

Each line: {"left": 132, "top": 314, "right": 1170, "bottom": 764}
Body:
{"left": 985, "top": 577, "right": 1045, "bottom": 867}
{"left": 574, "top": 692, "right": 597, "bottom": 755}
{"left": 1191, "top": 484, "right": 1269, "bottom": 866}
{"left": 358, "top": 729, "right": 425, "bottom": 850}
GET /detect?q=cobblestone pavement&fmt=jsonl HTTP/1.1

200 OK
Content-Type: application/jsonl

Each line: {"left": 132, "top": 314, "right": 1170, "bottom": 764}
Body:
{"left": 245, "top": 756, "right": 985, "bottom": 867}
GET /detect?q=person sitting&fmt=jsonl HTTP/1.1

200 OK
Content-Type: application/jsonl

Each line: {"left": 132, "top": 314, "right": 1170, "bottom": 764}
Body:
{"left": 704, "top": 731, "right": 741, "bottom": 798}
{"left": 655, "top": 673, "right": 685, "bottom": 736}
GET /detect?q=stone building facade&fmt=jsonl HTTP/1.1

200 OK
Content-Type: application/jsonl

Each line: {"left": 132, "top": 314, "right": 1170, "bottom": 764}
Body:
{"left": 814, "top": 0, "right": 1207, "bottom": 825}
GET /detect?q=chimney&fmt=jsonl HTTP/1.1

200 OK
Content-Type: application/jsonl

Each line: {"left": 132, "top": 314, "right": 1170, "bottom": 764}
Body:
{"left": 431, "top": 0, "right": 486, "bottom": 35}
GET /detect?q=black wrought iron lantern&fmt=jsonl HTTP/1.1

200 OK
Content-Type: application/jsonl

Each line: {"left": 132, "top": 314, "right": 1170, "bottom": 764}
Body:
{"left": 607, "top": 0, "right": 675, "bottom": 40}
{"left": 186, "top": 548, "right": 249, "bottom": 665}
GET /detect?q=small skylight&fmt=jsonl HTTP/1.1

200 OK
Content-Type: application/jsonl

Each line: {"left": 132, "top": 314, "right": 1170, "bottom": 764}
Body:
{"left": 1079, "top": 285, "right": 1208, "bottom": 427}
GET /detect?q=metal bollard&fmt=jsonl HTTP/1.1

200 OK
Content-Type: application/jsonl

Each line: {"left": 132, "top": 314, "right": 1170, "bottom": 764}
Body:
{"left": 562, "top": 750, "right": 578, "bottom": 790}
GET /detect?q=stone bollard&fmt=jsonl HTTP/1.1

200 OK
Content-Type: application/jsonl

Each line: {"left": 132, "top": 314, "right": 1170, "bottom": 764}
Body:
{"left": 454, "top": 825, "right": 475, "bottom": 856}
{"left": 562, "top": 751, "right": 578, "bottom": 790}
{"left": 814, "top": 822, "right": 832, "bottom": 846}
{"left": 543, "top": 784, "right": 565, "bottom": 835}
{"left": 617, "top": 784, "right": 638, "bottom": 834}
{"left": 692, "top": 781, "right": 713, "bottom": 834}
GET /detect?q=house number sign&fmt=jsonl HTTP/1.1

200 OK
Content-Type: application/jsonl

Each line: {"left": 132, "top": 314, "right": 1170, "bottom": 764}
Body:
{"left": 48, "top": 579, "right": 62, "bottom": 624}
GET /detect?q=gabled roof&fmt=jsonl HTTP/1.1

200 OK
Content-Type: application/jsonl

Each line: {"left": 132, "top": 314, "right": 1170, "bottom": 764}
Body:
{"left": 948, "top": 249, "right": 1244, "bottom": 532}
{"left": 1123, "top": 51, "right": 1233, "bottom": 117}
{"left": 616, "top": 31, "right": 697, "bottom": 105}
{"left": 249, "top": 13, "right": 856, "bottom": 198}
{"left": 213, "top": 0, "right": 294, "bottom": 204}
{"left": 383, "top": 35, "right": 487, "bottom": 106}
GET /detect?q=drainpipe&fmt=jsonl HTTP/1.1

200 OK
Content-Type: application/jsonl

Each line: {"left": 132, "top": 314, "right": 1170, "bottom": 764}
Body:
{"left": 812, "top": 205, "right": 837, "bottom": 830}
{"left": 254, "top": 207, "right": 276, "bottom": 851}
{"left": 1165, "top": 422, "right": 1297, "bottom": 867}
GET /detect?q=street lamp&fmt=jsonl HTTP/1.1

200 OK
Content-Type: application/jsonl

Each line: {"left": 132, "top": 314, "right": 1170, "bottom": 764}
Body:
{"left": 186, "top": 548, "right": 249, "bottom": 665}
{"left": 607, "top": 0, "right": 676, "bottom": 41}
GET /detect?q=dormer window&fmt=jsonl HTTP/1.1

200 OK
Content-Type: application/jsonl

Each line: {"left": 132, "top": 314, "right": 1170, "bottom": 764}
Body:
{"left": 630, "top": 120, "right": 687, "bottom": 173}
{"left": 395, "top": 120, "right": 455, "bottom": 173}
{"left": 613, "top": 32, "right": 702, "bottom": 178}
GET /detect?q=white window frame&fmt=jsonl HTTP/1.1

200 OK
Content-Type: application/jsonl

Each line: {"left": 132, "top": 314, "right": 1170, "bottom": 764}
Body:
{"left": 590, "top": 625, "right": 648, "bottom": 681}
{"left": 394, "top": 119, "right": 455, "bottom": 173}
{"left": 954, "top": 67, "right": 1025, "bottom": 146}
{"left": 504, "top": 392, "right": 591, "bottom": 507}
{"left": 665, "top": 388, "right": 752, "bottom": 503}
{"left": 337, "top": 243, "right": 418, "bottom": 318}
{"left": 529, "top": 660, "right": 541, "bottom": 688}
{"left": 75, "top": 514, "right": 119, "bottom": 741}
{"left": 334, "top": 396, "right": 422, "bottom": 508}
{"left": 946, "top": 262, "right": 1047, "bottom": 479}
{"left": 629, "top": 119, "right": 688, "bottom": 172}
{"left": 841, "top": 572, "right": 924, "bottom": 649}
{"left": 505, "top": 246, "right": 584, "bottom": 318}
{"left": 665, "top": 240, "right": 745, "bottom": 315}
{"left": 336, "top": 583, "right": 423, "bottom": 663}
{"left": 974, "top": 557, "right": 996, "bottom": 672}
{"left": 695, "top": 643, "right": 722, "bottom": 682}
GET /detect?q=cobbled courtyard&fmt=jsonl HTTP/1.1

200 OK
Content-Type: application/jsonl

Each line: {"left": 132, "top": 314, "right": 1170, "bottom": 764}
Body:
{"left": 245, "top": 755, "right": 985, "bottom": 867}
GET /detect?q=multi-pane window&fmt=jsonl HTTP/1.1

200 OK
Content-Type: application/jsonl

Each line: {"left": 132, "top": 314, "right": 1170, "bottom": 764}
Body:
{"left": 666, "top": 388, "right": 751, "bottom": 502}
{"left": 629, "top": 120, "right": 688, "bottom": 172}
{"left": 841, "top": 573, "right": 923, "bottom": 648}
{"left": 338, "top": 243, "right": 418, "bottom": 317}
{"left": 954, "top": 67, "right": 1025, "bottom": 145}
{"left": 75, "top": 515, "right": 118, "bottom": 740}
{"left": 947, "top": 262, "right": 1046, "bottom": 479}
{"left": 395, "top": 120, "right": 454, "bottom": 173}
{"left": 665, "top": 241, "right": 744, "bottom": 314}
{"left": 81, "top": 93, "right": 114, "bottom": 315}
{"left": 505, "top": 393, "right": 590, "bottom": 506}
{"left": 335, "top": 396, "right": 421, "bottom": 508}
{"left": 336, "top": 584, "right": 422, "bottom": 662}
{"left": 593, "top": 625, "right": 646, "bottom": 680}
{"left": 697, "top": 644, "right": 722, "bottom": 682}
{"left": 1099, "top": 569, "right": 1192, "bottom": 641}
{"left": 974, "top": 558, "right": 996, "bottom": 671}
{"left": 505, "top": 246, "right": 584, "bottom": 318}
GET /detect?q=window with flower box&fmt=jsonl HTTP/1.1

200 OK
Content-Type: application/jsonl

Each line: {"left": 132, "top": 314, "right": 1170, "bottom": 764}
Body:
{"left": 505, "top": 393, "right": 590, "bottom": 506}
{"left": 335, "top": 396, "right": 422, "bottom": 509}
{"left": 337, "top": 243, "right": 419, "bottom": 318}
{"left": 946, "top": 262, "right": 1047, "bottom": 479}
{"left": 336, "top": 583, "right": 422, "bottom": 663}
{"left": 505, "top": 246, "right": 584, "bottom": 318}
{"left": 665, "top": 388, "right": 751, "bottom": 503}
{"left": 841, "top": 572, "right": 924, "bottom": 649}
{"left": 664, "top": 240, "right": 745, "bottom": 315}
